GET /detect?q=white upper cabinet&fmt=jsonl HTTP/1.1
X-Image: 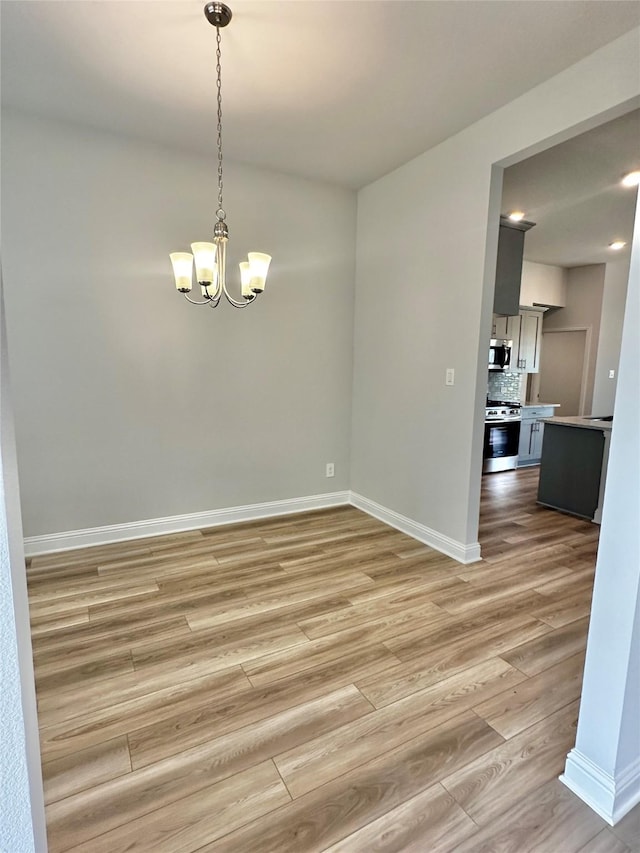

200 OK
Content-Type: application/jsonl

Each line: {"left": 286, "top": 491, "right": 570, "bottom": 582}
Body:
{"left": 492, "top": 309, "right": 544, "bottom": 373}
{"left": 519, "top": 261, "right": 567, "bottom": 309}
{"left": 517, "top": 310, "right": 543, "bottom": 373}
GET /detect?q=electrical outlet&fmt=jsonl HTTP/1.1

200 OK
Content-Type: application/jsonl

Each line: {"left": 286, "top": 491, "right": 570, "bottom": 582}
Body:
{"left": 445, "top": 368, "right": 455, "bottom": 386}
{"left": 325, "top": 462, "right": 335, "bottom": 478}
{"left": 609, "top": 369, "right": 616, "bottom": 379}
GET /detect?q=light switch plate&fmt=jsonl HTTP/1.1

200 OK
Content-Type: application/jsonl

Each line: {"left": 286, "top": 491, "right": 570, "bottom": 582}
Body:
{"left": 445, "top": 368, "right": 455, "bottom": 386}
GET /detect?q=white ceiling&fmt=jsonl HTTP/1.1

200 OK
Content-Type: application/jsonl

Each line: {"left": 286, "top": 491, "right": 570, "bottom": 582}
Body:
{"left": 1, "top": 0, "right": 640, "bottom": 187}
{"left": 502, "top": 109, "right": 640, "bottom": 267}
{"left": 1, "top": 0, "right": 639, "bottom": 190}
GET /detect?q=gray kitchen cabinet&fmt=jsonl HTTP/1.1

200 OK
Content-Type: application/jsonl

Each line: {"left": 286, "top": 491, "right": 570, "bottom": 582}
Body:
{"left": 492, "top": 314, "right": 509, "bottom": 339}
{"left": 494, "top": 223, "right": 524, "bottom": 316}
{"left": 493, "top": 217, "right": 535, "bottom": 317}
{"left": 538, "top": 423, "right": 605, "bottom": 519}
{"left": 518, "top": 405, "right": 555, "bottom": 465}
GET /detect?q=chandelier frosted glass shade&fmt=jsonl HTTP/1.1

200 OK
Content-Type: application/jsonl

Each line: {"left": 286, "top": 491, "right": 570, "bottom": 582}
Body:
{"left": 170, "top": 253, "right": 195, "bottom": 293}
{"left": 170, "top": 243, "right": 272, "bottom": 306}
{"left": 169, "top": 3, "right": 271, "bottom": 311}
{"left": 191, "top": 242, "right": 217, "bottom": 286}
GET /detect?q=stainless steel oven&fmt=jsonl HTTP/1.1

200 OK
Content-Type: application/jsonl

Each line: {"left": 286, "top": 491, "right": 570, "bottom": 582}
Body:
{"left": 483, "top": 402, "right": 521, "bottom": 473}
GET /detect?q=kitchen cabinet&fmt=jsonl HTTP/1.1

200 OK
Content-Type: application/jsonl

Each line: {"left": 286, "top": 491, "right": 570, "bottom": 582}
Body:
{"left": 538, "top": 422, "right": 606, "bottom": 520}
{"left": 493, "top": 217, "right": 535, "bottom": 317}
{"left": 491, "top": 309, "right": 544, "bottom": 373}
{"left": 517, "top": 310, "right": 543, "bottom": 372}
{"left": 494, "top": 223, "right": 524, "bottom": 316}
{"left": 518, "top": 405, "right": 556, "bottom": 466}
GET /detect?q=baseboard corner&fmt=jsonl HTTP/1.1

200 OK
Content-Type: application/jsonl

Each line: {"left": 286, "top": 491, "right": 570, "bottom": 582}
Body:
{"left": 349, "top": 491, "right": 481, "bottom": 564}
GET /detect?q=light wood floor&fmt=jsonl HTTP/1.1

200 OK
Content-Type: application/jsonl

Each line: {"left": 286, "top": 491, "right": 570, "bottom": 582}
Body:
{"left": 27, "top": 467, "right": 639, "bottom": 852}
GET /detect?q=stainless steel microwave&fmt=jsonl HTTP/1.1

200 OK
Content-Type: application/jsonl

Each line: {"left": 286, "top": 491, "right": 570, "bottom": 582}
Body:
{"left": 489, "top": 339, "right": 512, "bottom": 371}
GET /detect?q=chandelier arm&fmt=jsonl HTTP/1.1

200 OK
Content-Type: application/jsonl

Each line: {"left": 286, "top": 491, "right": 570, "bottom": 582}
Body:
{"left": 183, "top": 293, "right": 219, "bottom": 306}
{"left": 222, "top": 281, "right": 256, "bottom": 308}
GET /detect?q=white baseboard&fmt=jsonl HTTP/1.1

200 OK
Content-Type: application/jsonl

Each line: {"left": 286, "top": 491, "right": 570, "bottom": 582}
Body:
{"left": 25, "top": 489, "right": 481, "bottom": 566}
{"left": 561, "top": 749, "right": 640, "bottom": 826}
{"left": 24, "top": 491, "right": 351, "bottom": 557}
{"left": 349, "top": 491, "right": 481, "bottom": 564}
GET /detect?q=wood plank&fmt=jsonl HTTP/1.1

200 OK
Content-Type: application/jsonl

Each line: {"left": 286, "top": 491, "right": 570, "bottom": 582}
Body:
{"left": 37, "top": 664, "right": 250, "bottom": 729}
{"left": 45, "top": 685, "right": 371, "bottom": 851}
{"left": 128, "top": 646, "right": 399, "bottom": 769}
{"left": 28, "top": 582, "right": 160, "bottom": 619}
{"left": 42, "top": 736, "right": 131, "bottom": 805}
{"left": 610, "top": 805, "right": 640, "bottom": 852}
{"left": 38, "top": 668, "right": 252, "bottom": 762}
{"left": 185, "top": 574, "right": 373, "bottom": 631}
{"left": 579, "top": 830, "right": 633, "bottom": 853}
{"left": 201, "top": 712, "right": 503, "bottom": 853}
{"left": 501, "top": 617, "right": 589, "bottom": 676}
{"left": 473, "top": 651, "right": 585, "bottom": 738}
{"left": 441, "top": 701, "right": 579, "bottom": 826}
{"left": 30, "top": 610, "right": 89, "bottom": 636}
{"left": 532, "top": 589, "right": 593, "bottom": 628}
{"left": 63, "top": 760, "right": 290, "bottom": 853}
{"left": 361, "top": 614, "right": 549, "bottom": 707}
{"left": 450, "top": 779, "right": 607, "bottom": 853}
{"left": 275, "top": 658, "right": 520, "bottom": 798}
{"left": 322, "top": 783, "right": 476, "bottom": 853}
{"left": 32, "top": 615, "right": 192, "bottom": 665}
{"left": 35, "top": 649, "right": 135, "bottom": 696}
{"left": 298, "top": 592, "right": 446, "bottom": 640}
{"left": 241, "top": 625, "right": 404, "bottom": 687}
{"left": 130, "top": 619, "right": 309, "bottom": 675}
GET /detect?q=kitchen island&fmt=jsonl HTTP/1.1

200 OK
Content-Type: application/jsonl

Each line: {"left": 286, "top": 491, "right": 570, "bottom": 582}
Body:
{"left": 537, "top": 415, "right": 612, "bottom": 523}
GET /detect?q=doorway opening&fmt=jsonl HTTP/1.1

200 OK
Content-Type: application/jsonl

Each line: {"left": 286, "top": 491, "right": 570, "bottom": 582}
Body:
{"left": 534, "top": 327, "right": 591, "bottom": 416}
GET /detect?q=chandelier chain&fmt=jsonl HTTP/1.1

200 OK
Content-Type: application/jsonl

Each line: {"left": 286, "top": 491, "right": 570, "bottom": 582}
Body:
{"left": 215, "top": 25, "right": 224, "bottom": 218}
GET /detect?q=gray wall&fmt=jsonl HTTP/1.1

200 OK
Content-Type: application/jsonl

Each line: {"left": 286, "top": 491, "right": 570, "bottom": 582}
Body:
{"left": 592, "top": 256, "right": 632, "bottom": 415}
{"left": 351, "top": 29, "right": 639, "bottom": 550}
{"left": 1, "top": 111, "right": 357, "bottom": 537}
{"left": 0, "top": 279, "right": 47, "bottom": 852}
{"left": 542, "top": 264, "right": 605, "bottom": 415}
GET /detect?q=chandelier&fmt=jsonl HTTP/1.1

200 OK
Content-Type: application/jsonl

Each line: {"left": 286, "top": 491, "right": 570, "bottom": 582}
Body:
{"left": 170, "top": 3, "right": 271, "bottom": 309}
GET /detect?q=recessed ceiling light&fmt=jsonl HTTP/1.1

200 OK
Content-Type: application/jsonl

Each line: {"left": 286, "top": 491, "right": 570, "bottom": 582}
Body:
{"left": 621, "top": 171, "right": 640, "bottom": 188}
{"left": 609, "top": 241, "right": 626, "bottom": 250}
{"left": 507, "top": 211, "right": 525, "bottom": 222}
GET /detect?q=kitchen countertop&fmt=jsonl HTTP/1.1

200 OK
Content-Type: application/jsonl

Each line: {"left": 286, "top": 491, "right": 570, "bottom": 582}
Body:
{"left": 523, "top": 402, "right": 561, "bottom": 408}
{"left": 541, "top": 415, "right": 612, "bottom": 431}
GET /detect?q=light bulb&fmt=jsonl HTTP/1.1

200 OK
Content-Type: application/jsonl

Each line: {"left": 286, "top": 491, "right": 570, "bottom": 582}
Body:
{"left": 507, "top": 211, "right": 525, "bottom": 222}
{"left": 621, "top": 171, "right": 640, "bottom": 188}
{"left": 239, "top": 262, "right": 253, "bottom": 298}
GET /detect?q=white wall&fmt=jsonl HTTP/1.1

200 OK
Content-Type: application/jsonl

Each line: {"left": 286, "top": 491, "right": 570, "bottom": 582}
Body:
{"left": 592, "top": 256, "right": 633, "bottom": 414}
{"left": 562, "top": 191, "right": 640, "bottom": 824}
{"left": 1, "top": 111, "right": 357, "bottom": 538}
{"left": 352, "top": 28, "right": 640, "bottom": 552}
{"left": 520, "top": 260, "right": 567, "bottom": 308}
{"left": 0, "top": 279, "right": 47, "bottom": 852}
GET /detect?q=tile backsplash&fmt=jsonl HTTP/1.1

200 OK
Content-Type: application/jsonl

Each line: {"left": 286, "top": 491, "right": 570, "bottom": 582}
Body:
{"left": 487, "top": 371, "right": 523, "bottom": 403}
